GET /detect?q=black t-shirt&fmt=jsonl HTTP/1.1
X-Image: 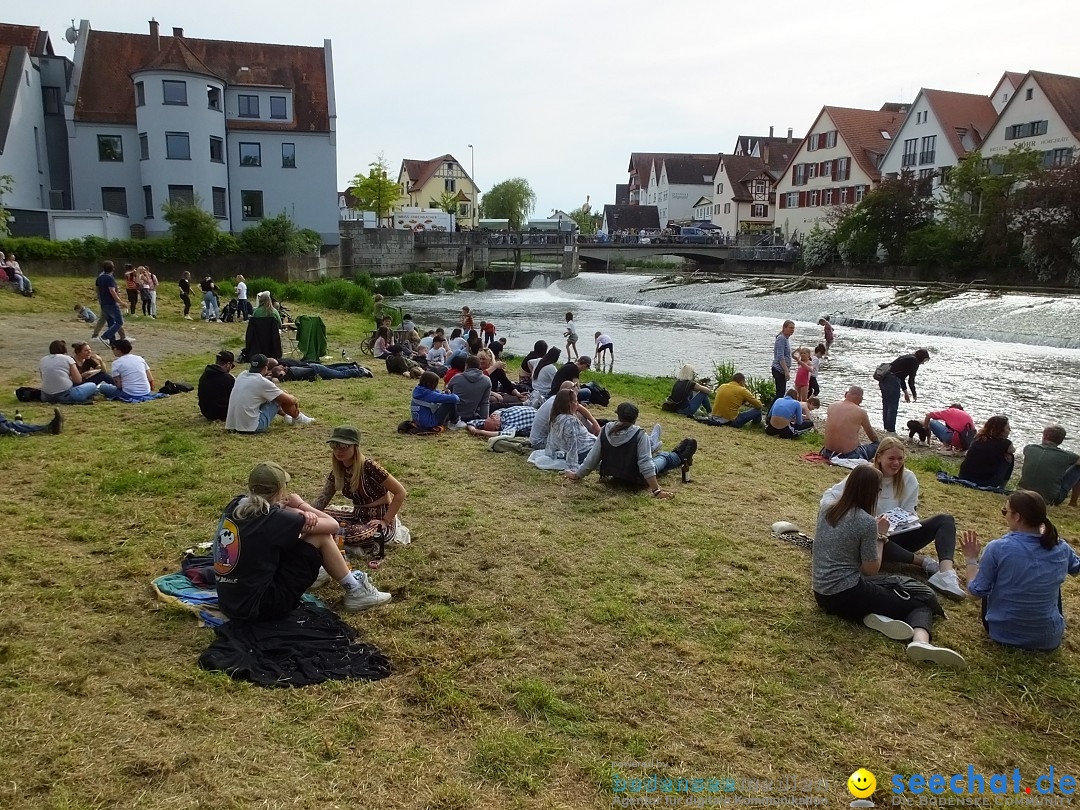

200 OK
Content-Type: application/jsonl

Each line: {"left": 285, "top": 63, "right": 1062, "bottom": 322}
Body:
{"left": 213, "top": 496, "right": 305, "bottom": 620}
{"left": 200, "top": 278, "right": 215, "bottom": 292}
{"left": 197, "top": 364, "right": 235, "bottom": 421}
{"left": 95, "top": 271, "right": 117, "bottom": 308}
{"left": 959, "top": 437, "right": 1012, "bottom": 486}
{"left": 887, "top": 354, "right": 922, "bottom": 396}
{"left": 179, "top": 278, "right": 191, "bottom": 294}
{"left": 668, "top": 378, "right": 695, "bottom": 406}
{"left": 549, "top": 362, "right": 581, "bottom": 393}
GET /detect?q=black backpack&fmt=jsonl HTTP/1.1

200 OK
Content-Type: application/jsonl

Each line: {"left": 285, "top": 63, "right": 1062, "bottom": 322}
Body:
{"left": 583, "top": 381, "right": 611, "bottom": 407}
{"left": 15, "top": 387, "right": 42, "bottom": 402}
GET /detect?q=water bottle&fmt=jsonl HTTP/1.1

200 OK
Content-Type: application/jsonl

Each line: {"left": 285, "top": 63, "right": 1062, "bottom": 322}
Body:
{"left": 13, "top": 410, "right": 22, "bottom": 423}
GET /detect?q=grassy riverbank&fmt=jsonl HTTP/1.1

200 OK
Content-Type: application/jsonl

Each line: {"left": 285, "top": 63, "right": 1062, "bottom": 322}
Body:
{"left": 2, "top": 279, "right": 1079, "bottom": 809}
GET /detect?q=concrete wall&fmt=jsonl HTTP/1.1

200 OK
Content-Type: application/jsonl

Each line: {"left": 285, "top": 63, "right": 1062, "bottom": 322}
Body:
{"left": 17, "top": 252, "right": 330, "bottom": 283}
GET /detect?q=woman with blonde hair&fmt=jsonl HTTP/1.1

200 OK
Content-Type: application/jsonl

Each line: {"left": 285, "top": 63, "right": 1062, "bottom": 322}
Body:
{"left": 663, "top": 364, "right": 712, "bottom": 417}
{"left": 213, "top": 461, "right": 390, "bottom": 618}
{"left": 478, "top": 347, "right": 527, "bottom": 404}
{"left": 821, "top": 436, "right": 964, "bottom": 599}
{"left": 311, "top": 425, "right": 410, "bottom": 559}
{"left": 251, "top": 291, "right": 281, "bottom": 324}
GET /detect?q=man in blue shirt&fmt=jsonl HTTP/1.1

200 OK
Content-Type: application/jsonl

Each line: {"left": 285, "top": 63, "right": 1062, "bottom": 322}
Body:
{"left": 95, "top": 260, "right": 126, "bottom": 347}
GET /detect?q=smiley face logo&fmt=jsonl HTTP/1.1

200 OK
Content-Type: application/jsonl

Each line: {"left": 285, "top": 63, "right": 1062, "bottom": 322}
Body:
{"left": 847, "top": 769, "right": 877, "bottom": 799}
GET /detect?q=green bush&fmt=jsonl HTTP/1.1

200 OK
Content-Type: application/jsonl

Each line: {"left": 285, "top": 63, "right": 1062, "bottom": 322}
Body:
{"left": 474, "top": 277, "right": 489, "bottom": 292}
{"left": 440, "top": 277, "right": 459, "bottom": 292}
{"left": 352, "top": 272, "right": 375, "bottom": 290}
{"left": 162, "top": 198, "right": 221, "bottom": 263}
{"left": 237, "top": 213, "right": 321, "bottom": 256}
{"left": 711, "top": 360, "right": 776, "bottom": 406}
{"left": 401, "top": 272, "right": 439, "bottom": 295}
{"left": 901, "top": 223, "right": 973, "bottom": 271}
{"left": 374, "top": 277, "right": 404, "bottom": 297}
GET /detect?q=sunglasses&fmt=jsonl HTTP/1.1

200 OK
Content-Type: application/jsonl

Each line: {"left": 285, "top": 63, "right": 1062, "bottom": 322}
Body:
{"left": 329, "top": 442, "right": 353, "bottom": 450}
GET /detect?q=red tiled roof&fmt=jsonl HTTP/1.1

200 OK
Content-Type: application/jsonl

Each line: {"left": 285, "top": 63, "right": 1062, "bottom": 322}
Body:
{"left": 921, "top": 89, "right": 998, "bottom": 158}
{"left": 627, "top": 152, "right": 717, "bottom": 188}
{"left": 823, "top": 106, "right": 906, "bottom": 181}
{"left": 1030, "top": 70, "right": 1080, "bottom": 142}
{"left": 142, "top": 35, "right": 221, "bottom": 80}
{"left": 0, "top": 23, "right": 49, "bottom": 54}
{"left": 73, "top": 28, "right": 330, "bottom": 131}
{"left": 399, "top": 154, "right": 469, "bottom": 193}
{"left": 1004, "top": 71, "right": 1026, "bottom": 91}
{"left": 719, "top": 153, "right": 770, "bottom": 202}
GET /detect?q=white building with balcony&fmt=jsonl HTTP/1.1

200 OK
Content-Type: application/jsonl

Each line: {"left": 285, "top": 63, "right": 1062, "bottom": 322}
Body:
{"left": 65, "top": 20, "right": 338, "bottom": 244}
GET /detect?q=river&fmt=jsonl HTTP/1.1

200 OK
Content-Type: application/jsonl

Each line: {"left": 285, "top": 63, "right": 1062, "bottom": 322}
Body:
{"left": 396, "top": 272, "right": 1080, "bottom": 452}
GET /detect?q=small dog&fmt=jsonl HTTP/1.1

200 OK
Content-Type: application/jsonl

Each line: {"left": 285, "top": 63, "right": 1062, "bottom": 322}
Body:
{"left": 907, "top": 420, "right": 929, "bottom": 443}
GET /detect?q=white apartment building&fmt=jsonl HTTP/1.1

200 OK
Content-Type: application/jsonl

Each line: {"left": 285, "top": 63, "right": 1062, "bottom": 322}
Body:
{"left": 978, "top": 71, "right": 1080, "bottom": 170}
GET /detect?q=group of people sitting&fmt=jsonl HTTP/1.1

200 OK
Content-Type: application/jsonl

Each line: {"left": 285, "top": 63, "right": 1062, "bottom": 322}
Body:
{"left": 37, "top": 338, "right": 159, "bottom": 404}
{"left": 1, "top": 251, "right": 33, "bottom": 295}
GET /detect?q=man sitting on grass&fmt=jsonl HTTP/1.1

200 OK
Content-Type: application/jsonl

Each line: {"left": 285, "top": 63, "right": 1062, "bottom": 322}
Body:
{"left": 821, "top": 386, "right": 879, "bottom": 459}
{"left": 199, "top": 350, "right": 236, "bottom": 422}
{"left": 225, "top": 354, "right": 315, "bottom": 433}
{"left": 708, "top": 372, "right": 762, "bottom": 428}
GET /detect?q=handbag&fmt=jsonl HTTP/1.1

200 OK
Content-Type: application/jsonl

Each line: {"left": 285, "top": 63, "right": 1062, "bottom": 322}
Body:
{"left": 866, "top": 573, "right": 944, "bottom": 616}
{"left": 872, "top": 362, "right": 893, "bottom": 382}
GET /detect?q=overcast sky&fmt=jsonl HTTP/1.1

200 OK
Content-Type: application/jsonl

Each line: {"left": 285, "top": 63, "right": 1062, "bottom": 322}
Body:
{"left": 10, "top": 1, "right": 1078, "bottom": 217}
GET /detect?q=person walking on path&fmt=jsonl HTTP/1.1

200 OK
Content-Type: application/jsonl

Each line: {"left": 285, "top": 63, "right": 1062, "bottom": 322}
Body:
{"left": 771, "top": 320, "right": 795, "bottom": 398}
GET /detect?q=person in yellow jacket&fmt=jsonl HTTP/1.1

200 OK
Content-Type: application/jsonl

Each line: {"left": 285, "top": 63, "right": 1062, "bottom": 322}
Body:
{"left": 708, "top": 373, "right": 763, "bottom": 428}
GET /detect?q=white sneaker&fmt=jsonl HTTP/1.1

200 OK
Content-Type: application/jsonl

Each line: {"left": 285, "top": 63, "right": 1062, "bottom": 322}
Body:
{"left": 308, "top": 567, "right": 332, "bottom": 591}
{"left": 863, "top": 613, "right": 914, "bottom": 640}
{"left": 650, "top": 423, "right": 663, "bottom": 452}
{"left": 295, "top": 413, "right": 315, "bottom": 425}
{"left": 184, "top": 315, "right": 193, "bottom": 320}
{"left": 921, "top": 557, "right": 940, "bottom": 576}
{"left": 929, "top": 569, "right": 966, "bottom": 599}
{"left": 906, "top": 640, "right": 966, "bottom": 668}
{"left": 343, "top": 572, "right": 392, "bottom": 611}
{"left": 448, "top": 420, "right": 468, "bottom": 430}
{"left": 283, "top": 414, "right": 295, "bottom": 425}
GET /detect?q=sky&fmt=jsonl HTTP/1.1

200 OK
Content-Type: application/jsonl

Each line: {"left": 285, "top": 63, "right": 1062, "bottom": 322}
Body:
{"left": 10, "top": 1, "right": 1079, "bottom": 218}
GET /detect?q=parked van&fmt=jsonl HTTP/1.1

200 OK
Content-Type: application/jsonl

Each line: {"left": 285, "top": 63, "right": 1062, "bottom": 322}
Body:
{"left": 677, "top": 227, "right": 717, "bottom": 244}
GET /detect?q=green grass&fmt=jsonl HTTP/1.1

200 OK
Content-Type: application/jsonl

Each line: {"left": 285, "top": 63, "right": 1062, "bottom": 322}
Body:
{"left": 1, "top": 277, "right": 1079, "bottom": 809}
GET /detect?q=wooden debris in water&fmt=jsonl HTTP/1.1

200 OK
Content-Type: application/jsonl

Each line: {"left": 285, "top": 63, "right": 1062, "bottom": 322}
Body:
{"left": 745, "top": 273, "right": 828, "bottom": 297}
{"left": 879, "top": 280, "right": 982, "bottom": 310}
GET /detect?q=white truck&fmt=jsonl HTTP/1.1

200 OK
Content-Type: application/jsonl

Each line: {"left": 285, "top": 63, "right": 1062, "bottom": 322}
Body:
{"left": 393, "top": 208, "right": 456, "bottom": 232}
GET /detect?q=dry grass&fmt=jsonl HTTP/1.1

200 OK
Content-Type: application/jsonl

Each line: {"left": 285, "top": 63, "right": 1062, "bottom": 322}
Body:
{"left": 1, "top": 279, "right": 1079, "bottom": 809}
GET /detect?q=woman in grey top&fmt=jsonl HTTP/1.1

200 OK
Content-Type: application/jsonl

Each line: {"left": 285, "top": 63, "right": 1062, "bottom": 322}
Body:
{"left": 812, "top": 464, "right": 965, "bottom": 668}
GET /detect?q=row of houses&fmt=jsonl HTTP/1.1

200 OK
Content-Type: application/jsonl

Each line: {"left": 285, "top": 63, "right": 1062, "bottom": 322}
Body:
{"left": 608, "top": 70, "right": 1080, "bottom": 239}
{"left": 0, "top": 19, "right": 339, "bottom": 244}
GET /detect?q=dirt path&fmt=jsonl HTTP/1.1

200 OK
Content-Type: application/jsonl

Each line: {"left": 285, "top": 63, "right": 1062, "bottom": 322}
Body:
{"left": 3, "top": 314, "right": 233, "bottom": 383}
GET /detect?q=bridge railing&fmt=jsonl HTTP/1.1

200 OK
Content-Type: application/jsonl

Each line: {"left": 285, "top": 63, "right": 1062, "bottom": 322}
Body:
{"left": 413, "top": 231, "right": 574, "bottom": 247}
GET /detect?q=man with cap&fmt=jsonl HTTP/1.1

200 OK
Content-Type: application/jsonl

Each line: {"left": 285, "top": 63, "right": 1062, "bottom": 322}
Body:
{"left": 198, "top": 350, "right": 236, "bottom": 421}
{"left": 213, "top": 461, "right": 391, "bottom": 619}
{"left": 225, "top": 353, "right": 315, "bottom": 433}
{"left": 548, "top": 356, "right": 593, "bottom": 402}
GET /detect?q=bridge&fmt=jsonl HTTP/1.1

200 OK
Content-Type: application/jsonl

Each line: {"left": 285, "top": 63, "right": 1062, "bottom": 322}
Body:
{"left": 576, "top": 243, "right": 795, "bottom": 267}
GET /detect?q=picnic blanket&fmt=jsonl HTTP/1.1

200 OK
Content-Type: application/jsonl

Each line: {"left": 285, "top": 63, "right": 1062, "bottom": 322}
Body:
{"left": 198, "top": 603, "right": 391, "bottom": 686}
{"left": 108, "top": 390, "right": 170, "bottom": 404}
{"left": 801, "top": 452, "right": 828, "bottom": 463}
{"left": 936, "top": 471, "right": 1011, "bottom": 494}
{"left": 151, "top": 572, "right": 322, "bottom": 628}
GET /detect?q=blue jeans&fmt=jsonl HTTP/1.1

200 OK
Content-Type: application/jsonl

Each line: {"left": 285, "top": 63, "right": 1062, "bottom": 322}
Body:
{"left": 101, "top": 303, "right": 124, "bottom": 343}
{"left": 928, "top": 420, "right": 955, "bottom": 447}
{"left": 577, "top": 388, "right": 592, "bottom": 403}
{"left": 308, "top": 362, "right": 365, "bottom": 380}
{"left": 726, "top": 408, "right": 762, "bottom": 428}
{"left": 203, "top": 291, "right": 219, "bottom": 320}
{"left": 256, "top": 400, "right": 280, "bottom": 431}
{"left": 0, "top": 413, "right": 48, "bottom": 435}
{"left": 1054, "top": 465, "right": 1080, "bottom": 504}
{"left": 652, "top": 451, "right": 682, "bottom": 475}
{"left": 44, "top": 383, "right": 99, "bottom": 404}
{"left": 879, "top": 374, "right": 901, "bottom": 432}
{"left": 678, "top": 391, "right": 712, "bottom": 417}
{"left": 772, "top": 367, "right": 788, "bottom": 399}
{"left": 821, "top": 442, "right": 879, "bottom": 460}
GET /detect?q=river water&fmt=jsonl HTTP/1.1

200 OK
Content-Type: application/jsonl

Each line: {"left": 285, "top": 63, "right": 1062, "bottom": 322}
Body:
{"left": 397, "top": 272, "right": 1080, "bottom": 452}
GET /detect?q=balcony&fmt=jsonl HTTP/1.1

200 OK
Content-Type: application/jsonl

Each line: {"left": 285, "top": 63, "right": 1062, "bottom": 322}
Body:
{"left": 919, "top": 151, "right": 936, "bottom": 165}
{"left": 901, "top": 153, "right": 917, "bottom": 168}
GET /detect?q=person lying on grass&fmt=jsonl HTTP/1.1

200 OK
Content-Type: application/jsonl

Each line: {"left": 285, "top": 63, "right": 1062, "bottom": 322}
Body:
{"left": 213, "top": 461, "right": 391, "bottom": 619}
{"left": 812, "top": 463, "right": 965, "bottom": 669}
{"left": 563, "top": 402, "right": 697, "bottom": 499}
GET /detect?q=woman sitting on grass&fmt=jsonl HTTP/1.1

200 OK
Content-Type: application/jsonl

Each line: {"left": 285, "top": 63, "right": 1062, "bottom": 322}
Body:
{"left": 213, "top": 462, "right": 390, "bottom": 619}
{"left": 519, "top": 340, "right": 548, "bottom": 386}
{"left": 564, "top": 402, "right": 696, "bottom": 498}
{"left": 958, "top": 415, "right": 1015, "bottom": 489}
{"left": 821, "top": 437, "right": 964, "bottom": 599}
{"left": 664, "top": 364, "right": 713, "bottom": 418}
{"left": 812, "top": 463, "right": 965, "bottom": 668}
{"left": 530, "top": 387, "right": 601, "bottom": 472}
{"left": 311, "top": 425, "right": 409, "bottom": 559}
{"left": 961, "top": 490, "right": 1080, "bottom": 651}
{"left": 478, "top": 348, "right": 527, "bottom": 406}
{"left": 527, "top": 347, "right": 562, "bottom": 407}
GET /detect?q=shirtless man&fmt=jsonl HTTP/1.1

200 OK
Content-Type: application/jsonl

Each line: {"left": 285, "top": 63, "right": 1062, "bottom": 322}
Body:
{"left": 821, "top": 386, "right": 879, "bottom": 460}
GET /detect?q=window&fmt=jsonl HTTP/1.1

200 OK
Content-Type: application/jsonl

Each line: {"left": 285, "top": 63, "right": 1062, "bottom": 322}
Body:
{"left": 212, "top": 186, "right": 227, "bottom": 218}
{"left": 1025, "top": 88, "right": 1033, "bottom": 100}
{"left": 807, "top": 136, "right": 817, "bottom": 152}
{"left": 165, "top": 132, "right": 190, "bottom": 160}
{"left": 723, "top": 203, "right": 731, "bottom": 214}
{"left": 162, "top": 80, "right": 187, "bottom": 105}
{"left": 1045, "top": 148, "right": 1074, "bottom": 168}
{"left": 836, "top": 157, "right": 850, "bottom": 181}
{"left": 270, "top": 96, "right": 287, "bottom": 119}
{"left": 1002, "top": 93, "right": 1009, "bottom": 103}
{"left": 97, "top": 134, "right": 123, "bottom": 162}
{"left": 939, "top": 166, "right": 952, "bottom": 185}
{"left": 210, "top": 136, "right": 224, "bottom": 162}
{"left": 919, "top": 135, "right": 936, "bottom": 165}
{"left": 821, "top": 161, "right": 832, "bottom": 178}
{"left": 825, "top": 130, "right": 837, "bottom": 148}
{"left": 716, "top": 182, "right": 724, "bottom": 194}
{"left": 135, "top": 81, "right": 145, "bottom": 107}
{"left": 101, "top": 187, "right": 128, "bottom": 216}
{"left": 752, "top": 179, "right": 767, "bottom": 196}
{"left": 751, "top": 203, "right": 767, "bottom": 217}
{"left": 43, "top": 86, "right": 62, "bottom": 114}
{"left": 460, "top": 203, "right": 470, "bottom": 217}
{"left": 143, "top": 185, "right": 153, "bottom": 218}
{"left": 881, "top": 131, "right": 892, "bottom": 139}
{"left": 793, "top": 164, "right": 806, "bottom": 186}
{"left": 839, "top": 188, "right": 849, "bottom": 204}
{"left": 241, "top": 190, "right": 264, "bottom": 219}
{"left": 824, "top": 189, "right": 833, "bottom": 205}
{"left": 901, "top": 138, "right": 918, "bottom": 167}
{"left": 239, "top": 142, "right": 261, "bottom": 166}
{"left": 139, "top": 133, "right": 149, "bottom": 160}
{"left": 207, "top": 86, "right": 221, "bottom": 111}
{"left": 1006, "top": 120, "right": 1049, "bottom": 140}
{"left": 808, "top": 163, "right": 818, "bottom": 179}
{"left": 445, "top": 178, "right": 456, "bottom": 192}
{"left": 786, "top": 192, "right": 798, "bottom": 208}
{"left": 238, "top": 94, "right": 259, "bottom": 118}
{"left": 282, "top": 143, "right": 296, "bottom": 168}
{"left": 855, "top": 185, "right": 866, "bottom": 202}
{"left": 168, "top": 185, "right": 195, "bottom": 206}
{"left": 809, "top": 190, "right": 820, "bottom": 207}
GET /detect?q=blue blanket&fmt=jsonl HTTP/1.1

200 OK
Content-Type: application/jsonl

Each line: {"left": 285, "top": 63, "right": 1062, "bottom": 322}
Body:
{"left": 152, "top": 573, "right": 323, "bottom": 628}
{"left": 936, "top": 471, "right": 1011, "bottom": 495}
{"left": 108, "top": 390, "right": 169, "bottom": 403}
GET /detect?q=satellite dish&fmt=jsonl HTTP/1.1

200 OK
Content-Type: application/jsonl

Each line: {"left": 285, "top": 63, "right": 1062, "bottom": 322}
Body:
{"left": 65, "top": 25, "right": 78, "bottom": 44}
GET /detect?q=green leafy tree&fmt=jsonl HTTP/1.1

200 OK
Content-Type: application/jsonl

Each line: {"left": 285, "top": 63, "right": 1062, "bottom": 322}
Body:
{"left": 832, "top": 172, "right": 934, "bottom": 265}
{"left": 480, "top": 177, "right": 536, "bottom": 230}
{"left": 568, "top": 204, "right": 601, "bottom": 235}
{"left": 238, "top": 213, "right": 322, "bottom": 256}
{"left": 1011, "top": 160, "right": 1080, "bottom": 283}
{"left": 162, "top": 195, "right": 220, "bottom": 263}
{"left": 348, "top": 153, "right": 402, "bottom": 225}
{"left": 434, "top": 190, "right": 460, "bottom": 215}
{"left": 0, "top": 174, "right": 13, "bottom": 236}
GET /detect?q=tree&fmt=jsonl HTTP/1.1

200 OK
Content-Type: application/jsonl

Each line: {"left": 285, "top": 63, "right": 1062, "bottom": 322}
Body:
{"left": 1011, "top": 160, "right": 1080, "bottom": 283}
{"left": 0, "top": 175, "right": 13, "bottom": 236}
{"left": 434, "top": 189, "right": 459, "bottom": 215}
{"left": 568, "top": 203, "right": 602, "bottom": 235}
{"left": 480, "top": 178, "right": 536, "bottom": 230}
{"left": 238, "top": 213, "right": 322, "bottom": 256}
{"left": 348, "top": 153, "right": 401, "bottom": 225}
{"left": 162, "top": 195, "right": 221, "bottom": 263}
{"left": 833, "top": 172, "right": 935, "bottom": 264}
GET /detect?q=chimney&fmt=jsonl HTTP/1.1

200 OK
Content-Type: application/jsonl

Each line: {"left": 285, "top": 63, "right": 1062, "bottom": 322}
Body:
{"left": 769, "top": 126, "right": 774, "bottom": 138}
{"left": 787, "top": 127, "right": 793, "bottom": 143}
{"left": 149, "top": 19, "right": 159, "bottom": 50}
{"left": 172, "top": 27, "right": 183, "bottom": 38}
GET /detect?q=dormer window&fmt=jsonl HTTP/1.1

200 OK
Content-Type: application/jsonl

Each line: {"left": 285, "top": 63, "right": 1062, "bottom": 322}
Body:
{"left": 270, "top": 96, "right": 287, "bottom": 119}
{"left": 207, "top": 86, "right": 221, "bottom": 111}
{"left": 880, "top": 131, "right": 891, "bottom": 139}
{"left": 238, "top": 94, "right": 259, "bottom": 118}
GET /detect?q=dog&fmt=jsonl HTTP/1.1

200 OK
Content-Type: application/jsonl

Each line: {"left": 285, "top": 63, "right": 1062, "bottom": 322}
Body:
{"left": 907, "top": 420, "right": 929, "bottom": 443}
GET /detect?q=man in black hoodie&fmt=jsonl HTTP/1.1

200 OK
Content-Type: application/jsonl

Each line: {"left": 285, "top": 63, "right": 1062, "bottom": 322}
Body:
{"left": 198, "top": 350, "right": 236, "bottom": 421}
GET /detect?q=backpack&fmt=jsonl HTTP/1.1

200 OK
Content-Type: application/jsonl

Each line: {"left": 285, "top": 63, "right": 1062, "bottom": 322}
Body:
{"left": 583, "top": 381, "right": 610, "bottom": 407}
{"left": 872, "top": 362, "right": 893, "bottom": 382}
{"left": 159, "top": 380, "right": 193, "bottom": 395}
{"left": 957, "top": 424, "right": 977, "bottom": 451}
{"left": 15, "top": 386, "right": 42, "bottom": 402}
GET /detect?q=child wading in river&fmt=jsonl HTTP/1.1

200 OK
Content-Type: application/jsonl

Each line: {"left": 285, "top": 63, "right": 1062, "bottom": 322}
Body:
{"left": 563, "top": 312, "right": 579, "bottom": 360}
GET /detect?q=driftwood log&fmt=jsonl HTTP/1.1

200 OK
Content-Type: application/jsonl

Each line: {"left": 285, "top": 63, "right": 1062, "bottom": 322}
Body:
{"left": 879, "top": 280, "right": 983, "bottom": 310}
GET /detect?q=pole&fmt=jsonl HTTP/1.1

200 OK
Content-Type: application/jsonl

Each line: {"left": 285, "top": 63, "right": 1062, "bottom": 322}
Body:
{"left": 468, "top": 143, "right": 476, "bottom": 228}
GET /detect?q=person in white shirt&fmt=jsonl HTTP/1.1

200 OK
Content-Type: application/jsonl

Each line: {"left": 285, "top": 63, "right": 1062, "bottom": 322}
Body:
{"left": 98, "top": 339, "right": 154, "bottom": 399}
{"left": 39, "top": 340, "right": 100, "bottom": 404}
{"left": 235, "top": 274, "right": 250, "bottom": 321}
{"left": 225, "top": 354, "right": 314, "bottom": 433}
{"left": 594, "top": 331, "right": 614, "bottom": 370}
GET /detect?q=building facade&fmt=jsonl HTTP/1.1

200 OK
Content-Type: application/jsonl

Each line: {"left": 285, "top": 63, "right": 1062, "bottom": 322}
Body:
{"left": 64, "top": 19, "right": 338, "bottom": 244}
{"left": 978, "top": 71, "right": 1080, "bottom": 170}
{"left": 396, "top": 154, "right": 479, "bottom": 227}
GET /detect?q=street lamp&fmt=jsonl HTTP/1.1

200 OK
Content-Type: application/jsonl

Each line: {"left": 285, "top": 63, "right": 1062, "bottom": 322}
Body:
{"left": 468, "top": 143, "right": 476, "bottom": 227}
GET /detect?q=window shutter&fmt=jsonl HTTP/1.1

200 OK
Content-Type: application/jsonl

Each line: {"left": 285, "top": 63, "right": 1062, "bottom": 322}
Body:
{"left": 779, "top": 194, "right": 786, "bottom": 209}
{"left": 799, "top": 191, "right": 806, "bottom": 207}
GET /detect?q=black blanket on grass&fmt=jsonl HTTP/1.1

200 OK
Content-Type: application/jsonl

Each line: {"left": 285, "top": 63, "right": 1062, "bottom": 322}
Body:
{"left": 198, "top": 603, "right": 391, "bottom": 686}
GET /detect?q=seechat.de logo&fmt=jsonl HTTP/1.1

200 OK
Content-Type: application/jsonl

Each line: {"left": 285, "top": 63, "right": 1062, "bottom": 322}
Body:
{"left": 849, "top": 768, "right": 878, "bottom": 808}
